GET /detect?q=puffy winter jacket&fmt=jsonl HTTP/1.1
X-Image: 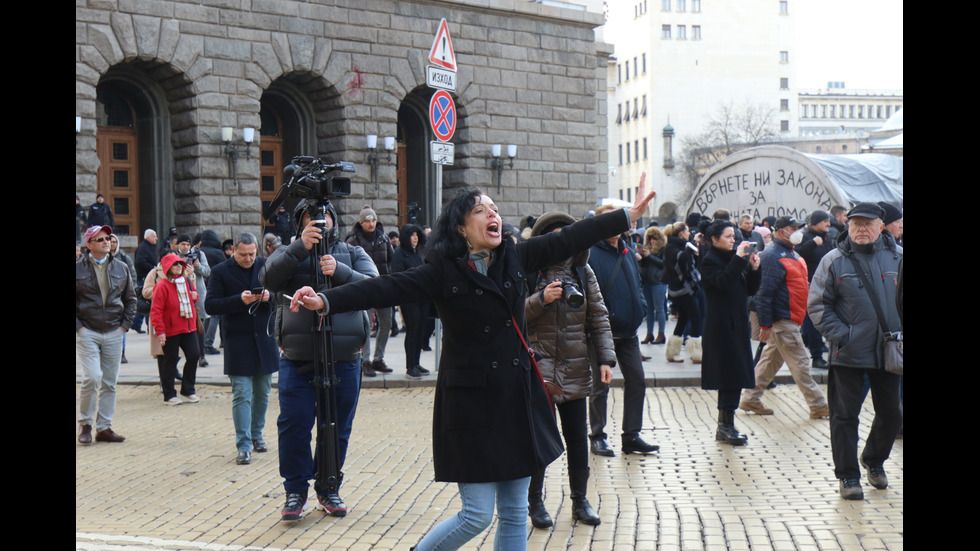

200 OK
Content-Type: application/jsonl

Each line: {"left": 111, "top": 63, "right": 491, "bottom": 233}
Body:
{"left": 807, "top": 231, "right": 903, "bottom": 370}
{"left": 755, "top": 239, "right": 810, "bottom": 328}
{"left": 259, "top": 223, "right": 378, "bottom": 363}
{"left": 525, "top": 251, "right": 616, "bottom": 403}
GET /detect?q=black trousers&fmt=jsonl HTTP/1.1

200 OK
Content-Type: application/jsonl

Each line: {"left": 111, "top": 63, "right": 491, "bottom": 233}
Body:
{"left": 828, "top": 365, "right": 902, "bottom": 480}
{"left": 400, "top": 301, "right": 428, "bottom": 370}
{"left": 589, "top": 336, "right": 646, "bottom": 440}
{"left": 671, "top": 293, "right": 702, "bottom": 337}
{"left": 554, "top": 398, "right": 589, "bottom": 471}
{"left": 159, "top": 331, "right": 200, "bottom": 400}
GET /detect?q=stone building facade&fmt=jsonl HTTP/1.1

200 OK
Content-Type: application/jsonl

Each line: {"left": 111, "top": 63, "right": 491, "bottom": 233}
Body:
{"left": 76, "top": 0, "right": 610, "bottom": 244}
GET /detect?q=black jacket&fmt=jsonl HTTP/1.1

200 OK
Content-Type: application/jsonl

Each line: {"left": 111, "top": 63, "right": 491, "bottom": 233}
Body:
{"left": 346, "top": 222, "right": 394, "bottom": 275}
{"left": 88, "top": 202, "right": 114, "bottom": 228}
{"left": 699, "top": 246, "right": 761, "bottom": 390}
{"left": 205, "top": 256, "right": 279, "bottom": 376}
{"left": 317, "top": 209, "right": 631, "bottom": 483}
{"left": 260, "top": 228, "right": 378, "bottom": 363}
{"left": 588, "top": 238, "right": 646, "bottom": 338}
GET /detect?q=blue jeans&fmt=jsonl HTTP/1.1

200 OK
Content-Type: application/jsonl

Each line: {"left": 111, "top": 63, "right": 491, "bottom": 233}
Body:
{"left": 416, "top": 477, "right": 531, "bottom": 551}
{"left": 230, "top": 374, "right": 273, "bottom": 453}
{"left": 76, "top": 327, "right": 124, "bottom": 431}
{"left": 277, "top": 356, "right": 361, "bottom": 496}
{"left": 643, "top": 283, "right": 668, "bottom": 335}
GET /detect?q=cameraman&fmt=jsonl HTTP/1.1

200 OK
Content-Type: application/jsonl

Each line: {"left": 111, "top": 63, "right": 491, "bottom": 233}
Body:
{"left": 259, "top": 199, "right": 378, "bottom": 521}
{"left": 176, "top": 234, "right": 211, "bottom": 366}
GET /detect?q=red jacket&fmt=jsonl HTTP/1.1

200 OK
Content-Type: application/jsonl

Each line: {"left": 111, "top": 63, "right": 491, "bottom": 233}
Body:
{"left": 756, "top": 239, "right": 809, "bottom": 327}
{"left": 150, "top": 254, "right": 198, "bottom": 338}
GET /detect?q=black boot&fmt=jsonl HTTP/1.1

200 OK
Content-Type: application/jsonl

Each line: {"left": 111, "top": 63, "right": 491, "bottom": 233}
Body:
{"left": 716, "top": 409, "right": 748, "bottom": 446}
{"left": 569, "top": 468, "right": 601, "bottom": 525}
{"left": 528, "top": 470, "right": 553, "bottom": 529}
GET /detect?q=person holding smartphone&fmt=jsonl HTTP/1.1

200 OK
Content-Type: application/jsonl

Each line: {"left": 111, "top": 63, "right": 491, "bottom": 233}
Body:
{"left": 205, "top": 233, "right": 278, "bottom": 465}
{"left": 699, "top": 220, "right": 761, "bottom": 445}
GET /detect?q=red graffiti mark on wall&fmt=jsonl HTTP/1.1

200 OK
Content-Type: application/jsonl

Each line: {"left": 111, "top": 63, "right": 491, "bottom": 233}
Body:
{"left": 348, "top": 65, "right": 366, "bottom": 91}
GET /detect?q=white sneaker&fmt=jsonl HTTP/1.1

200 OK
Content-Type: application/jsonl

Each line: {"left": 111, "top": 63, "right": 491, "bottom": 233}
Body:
{"left": 181, "top": 394, "right": 200, "bottom": 403}
{"left": 164, "top": 396, "right": 182, "bottom": 406}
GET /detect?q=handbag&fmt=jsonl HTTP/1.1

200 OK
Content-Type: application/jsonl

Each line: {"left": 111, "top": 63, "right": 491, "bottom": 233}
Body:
{"left": 847, "top": 256, "right": 903, "bottom": 375}
{"left": 137, "top": 295, "right": 152, "bottom": 315}
{"left": 511, "top": 316, "right": 564, "bottom": 408}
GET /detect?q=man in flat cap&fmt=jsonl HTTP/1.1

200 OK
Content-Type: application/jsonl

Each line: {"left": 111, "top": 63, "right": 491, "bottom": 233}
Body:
{"left": 808, "top": 202, "right": 903, "bottom": 500}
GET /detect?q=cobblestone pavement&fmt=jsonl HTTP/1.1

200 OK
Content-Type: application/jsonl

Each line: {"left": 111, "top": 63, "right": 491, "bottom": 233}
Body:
{"left": 76, "top": 381, "right": 902, "bottom": 551}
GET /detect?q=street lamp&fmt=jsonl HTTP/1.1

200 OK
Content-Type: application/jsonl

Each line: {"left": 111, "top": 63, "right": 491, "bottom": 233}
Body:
{"left": 367, "top": 134, "right": 396, "bottom": 194}
{"left": 223, "top": 126, "right": 255, "bottom": 185}
{"left": 491, "top": 144, "right": 516, "bottom": 194}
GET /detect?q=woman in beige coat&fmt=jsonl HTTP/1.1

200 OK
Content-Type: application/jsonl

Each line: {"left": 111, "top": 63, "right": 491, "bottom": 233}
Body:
{"left": 523, "top": 211, "right": 617, "bottom": 529}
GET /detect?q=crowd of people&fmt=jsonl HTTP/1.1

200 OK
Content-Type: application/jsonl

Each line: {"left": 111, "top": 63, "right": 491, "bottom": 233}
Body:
{"left": 77, "top": 179, "right": 902, "bottom": 549}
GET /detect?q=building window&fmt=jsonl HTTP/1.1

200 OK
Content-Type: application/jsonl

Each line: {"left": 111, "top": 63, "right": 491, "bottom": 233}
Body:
{"left": 781, "top": 120, "right": 789, "bottom": 132}
{"left": 780, "top": 51, "right": 789, "bottom": 63}
{"left": 692, "top": 25, "right": 701, "bottom": 40}
{"left": 625, "top": 60, "right": 630, "bottom": 81}
{"left": 633, "top": 98, "right": 639, "bottom": 118}
{"left": 618, "top": 144, "right": 623, "bottom": 165}
{"left": 677, "top": 0, "right": 686, "bottom": 11}
{"left": 617, "top": 64, "right": 622, "bottom": 84}
{"left": 691, "top": 0, "right": 700, "bottom": 12}
{"left": 780, "top": 99, "right": 789, "bottom": 111}
{"left": 662, "top": 0, "right": 671, "bottom": 11}
{"left": 641, "top": 94, "right": 648, "bottom": 116}
{"left": 643, "top": 137, "right": 648, "bottom": 159}
{"left": 616, "top": 103, "right": 623, "bottom": 125}
{"left": 626, "top": 142, "right": 631, "bottom": 164}
{"left": 780, "top": 77, "right": 789, "bottom": 89}
{"left": 662, "top": 25, "right": 671, "bottom": 39}
{"left": 642, "top": 53, "right": 647, "bottom": 73}
{"left": 677, "top": 25, "right": 687, "bottom": 39}
{"left": 780, "top": 1, "right": 788, "bottom": 15}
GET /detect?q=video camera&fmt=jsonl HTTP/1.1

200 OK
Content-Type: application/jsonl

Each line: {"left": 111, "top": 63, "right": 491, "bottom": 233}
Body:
{"left": 262, "top": 156, "right": 356, "bottom": 221}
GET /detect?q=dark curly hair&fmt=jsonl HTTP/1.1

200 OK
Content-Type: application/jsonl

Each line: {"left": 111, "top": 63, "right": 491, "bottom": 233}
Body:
{"left": 424, "top": 187, "right": 484, "bottom": 262}
{"left": 704, "top": 219, "right": 735, "bottom": 242}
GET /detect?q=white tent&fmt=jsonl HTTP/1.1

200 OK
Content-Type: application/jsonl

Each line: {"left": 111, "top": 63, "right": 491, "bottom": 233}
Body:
{"left": 685, "top": 145, "right": 903, "bottom": 221}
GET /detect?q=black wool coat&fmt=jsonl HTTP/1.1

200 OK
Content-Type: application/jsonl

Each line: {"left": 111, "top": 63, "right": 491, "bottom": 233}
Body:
{"left": 699, "top": 246, "right": 761, "bottom": 390}
{"left": 204, "top": 256, "right": 279, "bottom": 377}
{"left": 320, "top": 209, "right": 631, "bottom": 483}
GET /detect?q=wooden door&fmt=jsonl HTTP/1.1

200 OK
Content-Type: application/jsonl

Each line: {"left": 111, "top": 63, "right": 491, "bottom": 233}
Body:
{"left": 260, "top": 135, "right": 284, "bottom": 234}
{"left": 95, "top": 127, "right": 139, "bottom": 236}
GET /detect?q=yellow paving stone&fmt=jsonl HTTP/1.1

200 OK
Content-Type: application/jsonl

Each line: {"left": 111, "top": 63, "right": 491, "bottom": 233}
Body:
{"left": 77, "top": 384, "right": 901, "bottom": 550}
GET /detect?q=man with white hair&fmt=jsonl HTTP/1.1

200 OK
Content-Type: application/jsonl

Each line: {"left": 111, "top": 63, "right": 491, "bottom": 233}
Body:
{"left": 132, "top": 228, "right": 159, "bottom": 333}
{"left": 808, "top": 202, "right": 903, "bottom": 500}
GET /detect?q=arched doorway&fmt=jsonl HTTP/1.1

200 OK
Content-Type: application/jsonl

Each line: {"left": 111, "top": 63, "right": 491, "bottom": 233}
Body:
{"left": 397, "top": 87, "right": 466, "bottom": 228}
{"left": 95, "top": 66, "right": 175, "bottom": 240}
{"left": 259, "top": 76, "right": 334, "bottom": 230}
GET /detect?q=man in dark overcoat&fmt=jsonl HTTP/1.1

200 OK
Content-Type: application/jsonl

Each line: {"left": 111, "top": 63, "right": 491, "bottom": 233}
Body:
{"left": 205, "top": 232, "right": 279, "bottom": 466}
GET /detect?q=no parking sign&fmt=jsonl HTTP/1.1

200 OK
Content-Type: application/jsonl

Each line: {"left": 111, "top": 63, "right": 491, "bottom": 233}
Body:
{"left": 428, "top": 90, "right": 456, "bottom": 142}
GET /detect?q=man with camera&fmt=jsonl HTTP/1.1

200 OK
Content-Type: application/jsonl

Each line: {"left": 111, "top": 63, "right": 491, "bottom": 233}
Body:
{"left": 740, "top": 217, "right": 829, "bottom": 419}
{"left": 260, "top": 199, "right": 378, "bottom": 520}
{"left": 808, "top": 202, "right": 903, "bottom": 500}
{"left": 205, "top": 233, "right": 278, "bottom": 466}
{"left": 586, "top": 205, "right": 659, "bottom": 457}
{"left": 175, "top": 234, "right": 211, "bottom": 366}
